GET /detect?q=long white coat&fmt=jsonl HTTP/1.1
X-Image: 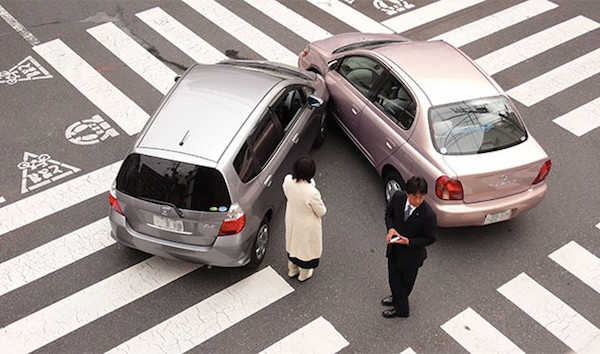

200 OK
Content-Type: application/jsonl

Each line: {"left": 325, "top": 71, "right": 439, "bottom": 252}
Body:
{"left": 282, "top": 174, "right": 327, "bottom": 262}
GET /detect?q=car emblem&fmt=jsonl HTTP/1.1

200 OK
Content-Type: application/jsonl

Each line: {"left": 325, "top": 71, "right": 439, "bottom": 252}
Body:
{"left": 203, "top": 224, "right": 215, "bottom": 228}
{"left": 500, "top": 174, "right": 509, "bottom": 181}
{"left": 160, "top": 206, "right": 171, "bottom": 216}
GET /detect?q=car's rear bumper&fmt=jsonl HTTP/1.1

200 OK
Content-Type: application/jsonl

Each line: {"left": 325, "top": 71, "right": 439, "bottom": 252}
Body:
{"left": 109, "top": 210, "right": 253, "bottom": 267}
{"left": 432, "top": 183, "right": 547, "bottom": 227}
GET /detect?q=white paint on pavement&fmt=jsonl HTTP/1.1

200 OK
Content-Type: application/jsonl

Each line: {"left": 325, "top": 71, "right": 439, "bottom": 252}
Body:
{"left": 441, "top": 307, "right": 524, "bottom": 354}
{"left": 497, "top": 273, "right": 600, "bottom": 352}
{"left": 553, "top": 97, "right": 600, "bottom": 137}
{"left": 382, "top": 0, "right": 485, "bottom": 34}
{"left": 476, "top": 16, "right": 599, "bottom": 75}
{"left": 0, "top": 218, "right": 114, "bottom": 297}
{"left": 0, "top": 257, "right": 199, "bottom": 354}
{"left": 507, "top": 48, "right": 600, "bottom": 107}
{"left": 181, "top": 0, "right": 297, "bottom": 66}
{"left": 0, "top": 4, "right": 40, "bottom": 45}
{"left": 0, "top": 160, "right": 120, "bottom": 237}
{"left": 259, "top": 316, "right": 349, "bottom": 354}
{"left": 0, "top": 196, "right": 5, "bottom": 204}
{"left": 87, "top": 22, "right": 177, "bottom": 95}
{"left": 431, "top": 0, "right": 557, "bottom": 48}
{"left": 18, "top": 152, "right": 80, "bottom": 194}
{"left": 549, "top": 241, "right": 600, "bottom": 294}
{"left": 399, "top": 348, "right": 417, "bottom": 354}
{"left": 107, "top": 266, "right": 293, "bottom": 354}
{"left": 136, "top": 7, "right": 226, "bottom": 64}
{"left": 33, "top": 39, "right": 149, "bottom": 135}
{"left": 307, "top": 0, "right": 393, "bottom": 34}
{"left": 245, "top": 0, "right": 332, "bottom": 43}
{"left": 0, "top": 56, "right": 52, "bottom": 85}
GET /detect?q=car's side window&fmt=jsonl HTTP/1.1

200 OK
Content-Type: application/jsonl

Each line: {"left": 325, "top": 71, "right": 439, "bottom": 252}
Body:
{"left": 373, "top": 75, "right": 416, "bottom": 130}
{"left": 233, "top": 141, "right": 259, "bottom": 183}
{"left": 272, "top": 88, "right": 306, "bottom": 132}
{"left": 248, "top": 110, "right": 284, "bottom": 169}
{"left": 338, "top": 56, "right": 385, "bottom": 96}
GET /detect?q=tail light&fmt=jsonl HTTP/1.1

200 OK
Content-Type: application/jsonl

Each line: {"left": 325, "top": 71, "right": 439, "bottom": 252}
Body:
{"left": 218, "top": 203, "right": 245, "bottom": 236}
{"left": 436, "top": 176, "right": 464, "bottom": 200}
{"left": 532, "top": 159, "right": 552, "bottom": 184}
{"left": 299, "top": 47, "right": 310, "bottom": 58}
{"left": 108, "top": 180, "right": 124, "bottom": 215}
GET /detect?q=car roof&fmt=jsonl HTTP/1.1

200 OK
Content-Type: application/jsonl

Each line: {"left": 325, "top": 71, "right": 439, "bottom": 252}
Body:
{"left": 138, "top": 63, "right": 283, "bottom": 163}
{"left": 374, "top": 40, "right": 500, "bottom": 106}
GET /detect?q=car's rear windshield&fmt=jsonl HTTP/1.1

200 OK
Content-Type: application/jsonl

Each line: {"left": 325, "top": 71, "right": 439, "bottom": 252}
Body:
{"left": 332, "top": 40, "right": 406, "bottom": 54}
{"left": 116, "top": 153, "right": 231, "bottom": 212}
{"left": 429, "top": 96, "right": 527, "bottom": 155}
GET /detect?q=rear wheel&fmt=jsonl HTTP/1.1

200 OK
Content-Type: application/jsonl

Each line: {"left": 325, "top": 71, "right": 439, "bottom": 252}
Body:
{"left": 312, "top": 110, "right": 327, "bottom": 148}
{"left": 384, "top": 171, "right": 404, "bottom": 203}
{"left": 247, "top": 218, "right": 269, "bottom": 268}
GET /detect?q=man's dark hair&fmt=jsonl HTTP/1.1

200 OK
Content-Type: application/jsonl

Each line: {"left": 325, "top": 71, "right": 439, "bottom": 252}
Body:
{"left": 405, "top": 176, "right": 428, "bottom": 194}
{"left": 292, "top": 156, "right": 316, "bottom": 182}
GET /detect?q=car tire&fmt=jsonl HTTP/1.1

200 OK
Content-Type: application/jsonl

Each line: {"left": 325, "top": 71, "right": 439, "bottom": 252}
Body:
{"left": 312, "top": 110, "right": 328, "bottom": 148}
{"left": 247, "top": 218, "right": 269, "bottom": 268}
{"left": 383, "top": 171, "right": 404, "bottom": 203}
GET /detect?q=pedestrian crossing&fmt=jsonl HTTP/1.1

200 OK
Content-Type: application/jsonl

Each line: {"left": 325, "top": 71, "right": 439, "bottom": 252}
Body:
{"left": 1, "top": 0, "right": 600, "bottom": 352}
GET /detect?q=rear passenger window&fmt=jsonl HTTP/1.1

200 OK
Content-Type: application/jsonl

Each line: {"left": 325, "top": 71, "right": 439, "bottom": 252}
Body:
{"left": 272, "top": 88, "right": 306, "bottom": 131}
{"left": 338, "top": 56, "right": 385, "bottom": 96}
{"left": 233, "top": 142, "right": 259, "bottom": 183}
{"left": 248, "top": 110, "right": 284, "bottom": 168}
{"left": 373, "top": 75, "right": 416, "bottom": 130}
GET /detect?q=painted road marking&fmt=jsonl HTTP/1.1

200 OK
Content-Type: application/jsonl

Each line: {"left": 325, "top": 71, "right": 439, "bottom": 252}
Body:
{"left": 399, "top": 348, "right": 417, "bottom": 354}
{"left": 0, "top": 56, "right": 52, "bottom": 85}
{"left": 0, "top": 257, "right": 199, "bottom": 354}
{"left": 373, "top": 0, "right": 415, "bottom": 17}
{"left": 65, "top": 115, "right": 120, "bottom": 145}
{"left": 106, "top": 266, "right": 293, "bottom": 354}
{"left": 507, "top": 48, "right": 600, "bottom": 107}
{"left": 553, "top": 97, "right": 600, "bottom": 137}
{"left": 33, "top": 39, "right": 149, "bottom": 135}
{"left": 0, "top": 160, "right": 120, "bottom": 237}
{"left": 476, "top": 16, "right": 600, "bottom": 75}
{"left": 431, "top": 0, "right": 558, "bottom": 48}
{"left": 0, "top": 218, "right": 114, "bottom": 297}
{"left": 382, "top": 0, "right": 485, "bottom": 34}
{"left": 549, "top": 241, "right": 600, "bottom": 294}
{"left": 259, "top": 317, "right": 349, "bottom": 354}
{"left": 0, "top": 4, "right": 40, "bottom": 45}
{"left": 18, "top": 152, "right": 80, "bottom": 193}
{"left": 245, "top": 0, "right": 332, "bottom": 43}
{"left": 136, "top": 7, "right": 226, "bottom": 65}
{"left": 87, "top": 22, "right": 177, "bottom": 95}
{"left": 441, "top": 307, "right": 524, "bottom": 354}
{"left": 307, "top": 0, "right": 393, "bottom": 34}
{"left": 497, "top": 273, "right": 600, "bottom": 352}
{"left": 181, "top": 0, "right": 297, "bottom": 66}
{"left": 0, "top": 196, "right": 5, "bottom": 204}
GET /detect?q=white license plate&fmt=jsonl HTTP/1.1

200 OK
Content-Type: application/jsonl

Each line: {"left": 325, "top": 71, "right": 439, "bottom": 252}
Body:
{"left": 484, "top": 210, "right": 512, "bottom": 225}
{"left": 153, "top": 215, "right": 184, "bottom": 232}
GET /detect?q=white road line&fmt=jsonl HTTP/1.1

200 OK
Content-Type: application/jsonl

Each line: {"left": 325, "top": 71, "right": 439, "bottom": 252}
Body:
{"left": 0, "top": 160, "right": 120, "bottom": 237}
{"left": 497, "top": 273, "right": 600, "bottom": 352}
{"left": 259, "top": 316, "right": 349, "bottom": 354}
{"left": 441, "top": 307, "right": 524, "bottom": 354}
{"left": 549, "top": 241, "right": 600, "bottom": 294}
{"left": 597, "top": 222, "right": 600, "bottom": 230}
{"left": 245, "top": 0, "right": 332, "bottom": 43}
{"left": 507, "top": 48, "right": 600, "bottom": 107}
{"left": 106, "top": 266, "right": 293, "bottom": 354}
{"left": 0, "top": 4, "right": 40, "bottom": 45}
{"left": 431, "top": 0, "right": 557, "bottom": 48}
{"left": 0, "top": 218, "right": 114, "bottom": 297}
{"left": 33, "top": 39, "right": 149, "bottom": 135}
{"left": 399, "top": 348, "right": 417, "bottom": 354}
{"left": 0, "top": 196, "right": 5, "bottom": 204}
{"left": 306, "top": 0, "right": 393, "bottom": 34}
{"left": 382, "top": 0, "right": 485, "bottom": 34}
{"left": 181, "top": 0, "right": 297, "bottom": 66}
{"left": 476, "top": 16, "right": 599, "bottom": 75}
{"left": 136, "top": 7, "right": 226, "bottom": 64}
{"left": 0, "top": 257, "right": 199, "bottom": 354}
{"left": 553, "top": 97, "right": 600, "bottom": 137}
{"left": 87, "top": 22, "right": 177, "bottom": 95}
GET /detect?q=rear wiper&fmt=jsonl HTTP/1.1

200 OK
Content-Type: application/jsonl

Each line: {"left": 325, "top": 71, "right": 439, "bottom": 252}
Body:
{"left": 137, "top": 196, "right": 185, "bottom": 218}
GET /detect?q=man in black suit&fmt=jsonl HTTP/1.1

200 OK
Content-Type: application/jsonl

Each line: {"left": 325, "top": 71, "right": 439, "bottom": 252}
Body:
{"left": 382, "top": 176, "right": 437, "bottom": 318}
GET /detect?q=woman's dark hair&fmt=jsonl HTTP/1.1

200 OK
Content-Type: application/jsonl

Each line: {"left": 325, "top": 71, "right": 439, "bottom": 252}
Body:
{"left": 292, "top": 156, "right": 316, "bottom": 182}
{"left": 405, "top": 176, "right": 428, "bottom": 194}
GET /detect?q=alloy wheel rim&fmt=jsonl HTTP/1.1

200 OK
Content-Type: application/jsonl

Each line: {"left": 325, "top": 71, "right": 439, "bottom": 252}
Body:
{"left": 255, "top": 224, "right": 269, "bottom": 260}
{"left": 386, "top": 180, "right": 401, "bottom": 202}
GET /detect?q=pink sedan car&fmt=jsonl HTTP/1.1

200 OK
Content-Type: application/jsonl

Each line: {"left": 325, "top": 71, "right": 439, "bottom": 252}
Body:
{"left": 299, "top": 33, "right": 551, "bottom": 227}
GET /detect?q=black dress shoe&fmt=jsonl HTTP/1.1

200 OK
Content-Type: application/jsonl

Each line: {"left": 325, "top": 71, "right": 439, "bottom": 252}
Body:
{"left": 381, "top": 296, "right": 394, "bottom": 306}
{"left": 382, "top": 309, "right": 409, "bottom": 318}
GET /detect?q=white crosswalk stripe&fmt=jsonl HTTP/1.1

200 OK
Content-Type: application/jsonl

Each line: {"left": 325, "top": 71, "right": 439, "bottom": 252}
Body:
{"left": 307, "top": 0, "right": 393, "bottom": 34}
{"left": 399, "top": 348, "right": 417, "bottom": 354}
{"left": 431, "top": 0, "right": 558, "bottom": 48}
{"left": 553, "top": 97, "right": 600, "bottom": 137}
{"left": 549, "top": 241, "right": 600, "bottom": 294}
{"left": 475, "top": 16, "right": 600, "bottom": 75}
{"left": 497, "top": 273, "right": 600, "bottom": 352}
{"left": 32, "top": 39, "right": 149, "bottom": 135}
{"left": 87, "top": 22, "right": 177, "bottom": 95}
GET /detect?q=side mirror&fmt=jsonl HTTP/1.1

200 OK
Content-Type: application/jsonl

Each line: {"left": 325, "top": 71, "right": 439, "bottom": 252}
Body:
{"left": 308, "top": 95, "right": 323, "bottom": 109}
{"left": 327, "top": 60, "right": 339, "bottom": 71}
{"left": 174, "top": 75, "right": 181, "bottom": 82}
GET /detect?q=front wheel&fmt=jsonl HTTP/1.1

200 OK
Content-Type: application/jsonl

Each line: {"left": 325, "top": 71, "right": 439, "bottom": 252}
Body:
{"left": 247, "top": 218, "right": 269, "bottom": 268}
{"left": 312, "top": 111, "right": 327, "bottom": 148}
{"left": 383, "top": 171, "right": 404, "bottom": 203}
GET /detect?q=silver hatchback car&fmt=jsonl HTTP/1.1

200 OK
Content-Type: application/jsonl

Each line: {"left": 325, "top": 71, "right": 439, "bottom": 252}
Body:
{"left": 108, "top": 61, "right": 329, "bottom": 267}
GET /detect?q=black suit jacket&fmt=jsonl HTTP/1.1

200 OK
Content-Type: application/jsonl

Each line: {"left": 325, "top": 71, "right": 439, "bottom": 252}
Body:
{"left": 385, "top": 191, "right": 437, "bottom": 269}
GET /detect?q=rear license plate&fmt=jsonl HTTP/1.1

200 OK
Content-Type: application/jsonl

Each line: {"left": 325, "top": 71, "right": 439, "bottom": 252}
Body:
{"left": 152, "top": 215, "right": 184, "bottom": 232}
{"left": 484, "top": 210, "right": 512, "bottom": 225}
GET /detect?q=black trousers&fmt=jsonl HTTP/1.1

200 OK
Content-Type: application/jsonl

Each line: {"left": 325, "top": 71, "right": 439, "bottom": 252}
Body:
{"left": 387, "top": 257, "right": 419, "bottom": 315}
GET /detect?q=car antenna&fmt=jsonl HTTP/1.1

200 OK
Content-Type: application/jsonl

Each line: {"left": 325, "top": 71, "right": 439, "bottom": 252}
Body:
{"left": 179, "top": 130, "right": 190, "bottom": 146}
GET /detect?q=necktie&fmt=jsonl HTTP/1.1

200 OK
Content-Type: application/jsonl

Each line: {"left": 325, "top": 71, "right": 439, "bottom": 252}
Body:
{"left": 404, "top": 205, "right": 411, "bottom": 221}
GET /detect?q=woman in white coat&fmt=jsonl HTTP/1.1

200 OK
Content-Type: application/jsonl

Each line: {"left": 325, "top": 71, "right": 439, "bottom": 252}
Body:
{"left": 282, "top": 156, "right": 327, "bottom": 281}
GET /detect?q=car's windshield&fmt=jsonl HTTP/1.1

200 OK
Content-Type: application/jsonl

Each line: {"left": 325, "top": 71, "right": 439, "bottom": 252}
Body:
{"left": 429, "top": 96, "right": 527, "bottom": 155}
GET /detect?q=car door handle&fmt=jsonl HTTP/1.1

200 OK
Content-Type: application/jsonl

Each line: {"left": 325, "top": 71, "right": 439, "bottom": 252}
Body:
{"left": 385, "top": 141, "right": 395, "bottom": 150}
{"left": 291, "top": 133, "right": 300, "bottom": 144}
{"left": 264, "top": 175, "right": 273, "bottom": 187}
{"left": 351, "top": 108, "right": 358, "bottom": 115}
